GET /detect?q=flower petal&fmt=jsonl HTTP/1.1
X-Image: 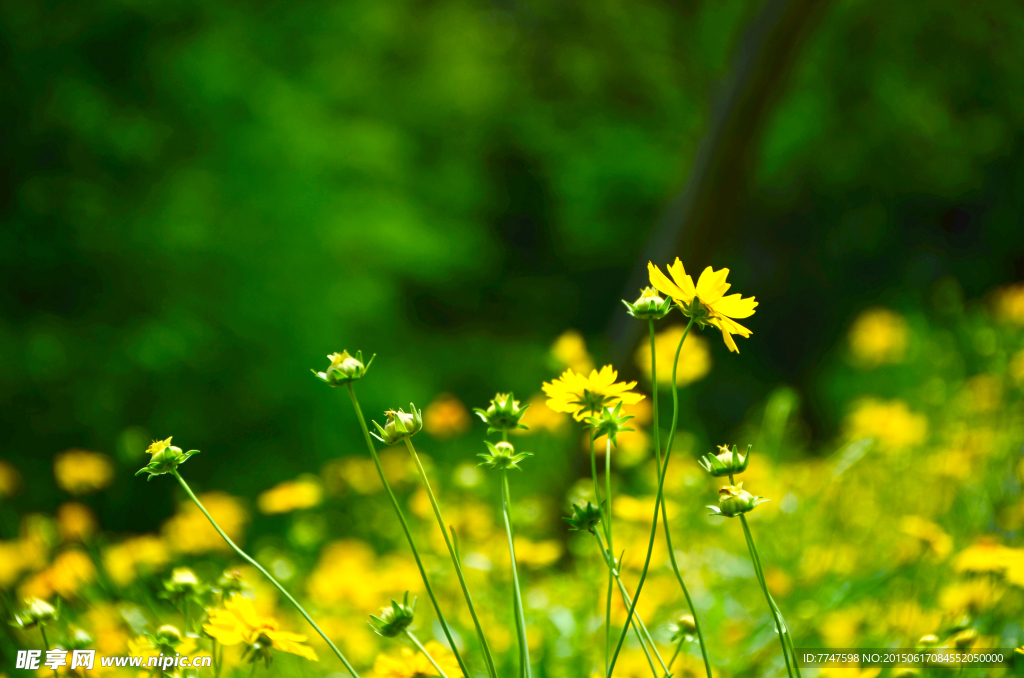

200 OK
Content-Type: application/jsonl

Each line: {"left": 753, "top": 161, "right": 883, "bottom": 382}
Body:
{"left": 713, "top": 293, "right": 758, "bottom": 319}
{"left": 666, "top": 258, "right": 697, "bottom": 299}
{"left": 648, "top": 261, "right": 692, "bottom": 302}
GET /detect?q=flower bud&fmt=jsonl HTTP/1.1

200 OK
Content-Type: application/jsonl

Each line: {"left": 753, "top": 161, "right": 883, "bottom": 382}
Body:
{"left": 916, "top": 634, "right": 940, "bottom": 648}
{"left": 563, "top": 501, "right": 603, "bottom": 532}
{"left": 155, "top": 625, "right": 184, "bottom": 645}
{"left": 371, "top": 405, "right": 423, "bottom": 445}
{"left": 478, "top": 441, "right": 532, "bottom": 471}
{"left": 698, "top": 444, "right": 751, "bottom": 478}
{"left": 312, "top": 350, "right": 374, "bottom": 387}
{"left": 670, "top": 614, "right": 697, "bottom": 643}
{"left": 14, "top": 597, "right": 57, "bottom": 628}
{"left": 679, "top": 297, "right": 713, "bottom": 327}
{"left": 67, "top": 627, "right": 94, "bottom": 650}
{"left": 707, "top": 483, "right": 769, "bottom": 518}
{"left": 164, "top": 567, "right": 202, "bottom": 597}
{"left": 216, "top": 569, "right": 248, "bottom": 597}
{"left": 369, "top": 592, "right": 416, "bottom": 638}
{"left": 585, "top": 402, "right": 635, "bottom": 446}
{"left": 473, "top": 393, "right": 530, "bottom": 434}
{"left": 135, "top": 437, "right": 199, "bottom": 480}
{"left": 622, "top": 287, "right": 673, "bottom": 320}
{"left": 891, "top": 669, "right": 918, "bottom": 678}
{"left": 951, "top": 628, "right": 977, "bottom": 650}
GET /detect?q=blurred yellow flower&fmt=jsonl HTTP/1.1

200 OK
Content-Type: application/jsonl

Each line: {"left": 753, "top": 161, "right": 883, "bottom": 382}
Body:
{"left": 848, "top": 308, "right": 908, "bottom": 367}
{"left": 1009, "top": 349, "right": 1024, "bottom": 385}
{"left": 20, "top": 549, "right": 95, "bottom": 600}
{"left": 257, "top": 476, "right": 323, "bottom": 514}
{"left": 550, "top": 329, "right": 594, "bottom": 374}
{"left": 0, "top": 460, "right": 21, "bottom": 498}
{"left": 515, "top": 393, "right": 569, "bottom": 435}
{"left": 422, "top": 393, "right": 471, "bottom": 439}
{"left": 964, "top": 374, "right": 1002, "bottom": 412}
{"left": 103, "top": 535, "right": 170, "bottom": 586}
{"left": 512, "top": 537, "right": 563, "bottom": 567}
{"left": 634, "top": 324, "right": 711, "bottom": 386}
{"left": 128, "top": 625, "right": 197, "bottom": 658}
{"left": 373, "top": 640, "right": 459, "bottom": 678}
{"left": 899, "top": 515, "right": 952, "bottom": 558}
{"left": 163, "top": 492, "right": 248, "bottom": 554}
{"left": 648, "top": 259, "right": 757, "bottom": 353}
{"left": 845, "top": 398, "right": 928, "bottom": 450}
{"left": 307, "top": 540, "right": 419, "bottom": 610}
{"left": 940, "top": 579, "right": 1004, "bottom": 615}
{"left": 952, "top": 539, "right": 1023, "bottom": 576}
{"left": 993, "top": 282, "right": 1024, "bottom": 323}
{"left": 820, "top": 668, "right": 881, "bottom": 678}
{"left": 87, "top": 604, "right": 131, "bottom": 655}
{"left": 608, "top": 428, "right": 651, "bottom": 467}
{"left": 53, "top": 450, "right": 114, "bottom": 495}
{"left": 205, "top": 594, "right": 318, "bottom": 662}
{"left": 543, "top": 365, "right": 644, "bottom": 421}
{"left": 613, "top": 495, "right": 677, "bottom": 522}
{"left": 57, "top": 503, "right": 97, "bottom": 542}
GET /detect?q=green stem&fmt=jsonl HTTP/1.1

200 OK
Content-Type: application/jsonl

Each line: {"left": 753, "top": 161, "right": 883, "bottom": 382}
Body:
{"left": 659, "top": 317, "right": 713, "bottom": 678}
{"left": 739, "top": 514, "right": 799, "bottom": 678}
{"left": 40, "top": 626, "right": 57, "bottom": 678}
{"left": 501, "top": 470, "right": 533, "bottom": 678}
{"left": 588, "top": 432, "right": 611, "bottom": 676}
{"left": 501, "top": 430, "right": 524, "bottom": 678}
{"left": 407, "top": 630, "right": 450, "bottom": 678}
{"left": 592, "top": 532, "right": 669, "bottom": 678}
{"left": 607, "top": 320, "right": 693, "bottom": 677}
{"left": 402, "top": 437, "right": 498, "bottom": 678}
{"left": 603, "top": 435, "right": 615, "bottom": 678}
{"left": 344, "top": 385, "right": 471, "bottom": 678}
{"left": 170, "top": 470, "right": 359, "bottom": 678}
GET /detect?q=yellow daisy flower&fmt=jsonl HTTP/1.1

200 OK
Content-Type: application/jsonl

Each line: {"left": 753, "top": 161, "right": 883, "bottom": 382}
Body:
{"left": 204, "top": 594, "right": 318, "bottom": 663}
{"left": 647, "top": 258, "right": 757, "bottom": 352}
{"left": 373, "top": 640, "right": 461, "bottom": 678}
{"left": 542, "top": 365, "right": 645, "bottom": 421}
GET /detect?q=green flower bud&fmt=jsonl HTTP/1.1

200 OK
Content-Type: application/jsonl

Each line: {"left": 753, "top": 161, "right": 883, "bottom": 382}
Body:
{"left": 135, "top": 437, "right": 199, "bottom": 480}
{"left": 13, "top": 597, "right": 57, "bottom": 628}
{"left": 312, "top": 350, "right": 374, "bottom": 386}
{"left": 150, "top": 625, "right": 187, "bottom": 656}
{"left": 473, "top": 392, "right": 530, "bottom": 434}
{"left": 216, "top": 569, "right": 248, "bottom": 597}
{"left": 679, "top": 297, "right": 714, "bottom": 328}
{"left": 164, "top": 567, "right": 202, "bottom": 597}
{"left": 622, "top": 287, "right": 673, "bottom": 320}
{"left": 478, "top": 441, "right": 532, "bottom": 471}
{"left": 368, "top": 592, "right": 416, "bottom": 638}
{"left": 698, "top": 444, "right": 751, "bottom": 477}
{"left": 707, "top": 483, "right": 769, "bottom": 517}
{"left": 670, "top": 614, "right": 697, "bottom": 643}
{"left": 371, "top": 405, "right": 423, "bottom": 445}
{"left": 951, "top": 628, "right": 977, "bottom": 650}
{"left": 67, "top": 627, "right": 94, "bottom": 650}
{"left": 563, "top": 501, "right": 603, "bottom": 532}
{"left": 585, "top": 402, "right": 634, "bottom": 446}
{"left": 916, "top": 634, "right": 940, "bottom": 648}
{"left": 892, "top": 668, "right": 919, "bottom": 678}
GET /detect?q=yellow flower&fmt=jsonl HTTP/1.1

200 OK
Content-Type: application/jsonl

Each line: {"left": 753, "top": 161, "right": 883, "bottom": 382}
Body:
{"left": 820, "top": 669, "right": 881, "bottom": 678}
{"left": 1009, "top": 349, "right": 1024, "bottom": 385}
{"left": 53, "top": 450, "right": 114, "bottom": 495}
{"left": 542, "top": 365, "right": 644, "bottom": 421}
{"left": 128, "top": 624, "right": 197, "bottom": 658}
{"left": 145, "top": 437, "right": 173, "bottom": 456}
{"left": 512, "top": 537, "right": 563, "bottom": 567}
{"left": 634, "top": 324, "right": 711, "bottom": 386}
{"left": 939, "top": 579, "right": 1004, "bottom": 615}
{"left": 0, "top": 460, "right": 21, "bottom": 498}
{"left": 205, "top": 594, "right": 318, "bottom": 662}
{"left": 848, "top": 308, "right": 909, "bottom": 367}
{"left": 56, "top": 503, "right": 96, "bottom": 542}
{"left": 422, "top": 394, "right": 471, "bottom": 439}
{"left": 373, "top": 640, "right": 460, "bottom": 678}
{"left": 899, "top": 515, "right": 952, "bottom": 558}
{"left": 163, "top": 492, "right": 248, "bottom": 554}
{"left": 550, "top": 330, "right": 594, "bottom": 374}
{"left": 257, "top": 477, "right": 323, "bottom": 515}
{"left": 994, "top": 282, "right": 1024, "bottom": 323}
{"left": 514, "top": 393, "right": 570, "bottom": 435}
{"left": 103, "top": 535, "right": 170, "bottom": 587}
{"left": 648, "top": 259, "right": 757, "bottom": 352}
{"left": 845, "top": 398, "right": 928, "bottom": 450}
{"left": 19, "top": 549, "right": 95, "bottom": 600}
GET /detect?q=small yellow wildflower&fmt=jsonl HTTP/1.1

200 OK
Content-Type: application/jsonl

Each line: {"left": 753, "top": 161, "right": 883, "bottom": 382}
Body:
{"left": 847, "top": 308, "right": 908, "bottom": 367}
{"left": 514, "top": 393, "right": 570, "bottom": 434}
{"left": 53, "top": 450, "right": 114, "bottom": 495}
{"left": 511, "top": 537, "right": 563, "bottom": 567}
{"left": 550, "top": 329, "right": 594, "bottom": 374}
{"left": 373, "top": 640, "right": 460, "bottom": 678}
{"left": 257, "top": 477, "right": 323, "bottom": 515}
{"left": 205, "top": 594, "right": 318, "bottom": 662}
{"left": 952, "top": 539, "right": 1022, "bottom": 575}
{"left": 845, "top": 398, "right": 928, "bottom": 450}
{"left": 939, "top": 579, "right": 1004, "bottom": 615}
{"left": 634, "top": 324, "right": 711, "bottom": 386}
{"left": 899, "top": 515, "right": 952, "bottom": 558}
{"left": 0, "top": 460, "right": 21, "bottom": 498}
{"left": 56, "top": 503, "right": 97, "bottom": 542}
{"left": 103, "top": 535, "right": 170, "bottom": 586}
{"left": 19, "top": 549, "right": 95, "bottom": 600}
{"left": 422, "top": 393, "right": 471, "bottom": 439}
{"left": 163, "top": 492, "right": 248, "bottom": 554}
{"left": 648, "top": 258, "right": 757, "bottom": 352}
{"left": 993, "top": 282, "right": 1024, "bottom": 323}
{"left": 542, "top": 365, "right": 644, "bottom": 421}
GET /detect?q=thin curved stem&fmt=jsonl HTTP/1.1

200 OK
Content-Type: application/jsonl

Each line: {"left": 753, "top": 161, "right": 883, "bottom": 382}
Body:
{"left": 403, "top": 437, "right": 499, "bottom": 678}
{"left": 740, "top": 514, "right": 800, "bottom": 678}
{"left": 588, "top": 432, "right": 611, "bottom": 675}
{"left": 170, "top": 470, "right": 359, "bottom": 678}
{"left": 659, "top": 318, "right": 713, "bottom": 678}
{"left": 603, "top": 435, "right": 615, "bottom": 678}
{"left": 593, "top": 531, "right": 669, "bottom": 678}
{"left": 502, "top": 471, "right": 533, "bottom": 678}
{"left": 344, "top": 385, "right": 471, "bottom": 678}
{"left": 407, "top": 630, "right": 450, "bottom": 678}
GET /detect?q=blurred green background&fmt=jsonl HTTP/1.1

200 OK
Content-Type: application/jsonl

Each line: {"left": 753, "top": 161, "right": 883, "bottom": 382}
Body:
{"left": 2, "top": 0, "right": 1023, "bottom": 533}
